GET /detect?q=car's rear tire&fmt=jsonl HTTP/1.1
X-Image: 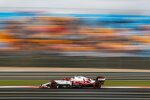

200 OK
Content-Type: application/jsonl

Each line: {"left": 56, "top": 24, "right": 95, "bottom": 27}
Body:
{"left": 94, "top": 82, "right": 101, "bottom": 89}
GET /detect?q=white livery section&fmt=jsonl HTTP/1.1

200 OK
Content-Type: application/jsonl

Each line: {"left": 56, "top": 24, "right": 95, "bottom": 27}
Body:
{"left": 71, "top": 76, "right": 95, "bottom": 83}
{"left": 98, "top": 78, "right": 106, "bottom": 81}
{"left": 54, "top": 80, "right": 72, "bottom": 85}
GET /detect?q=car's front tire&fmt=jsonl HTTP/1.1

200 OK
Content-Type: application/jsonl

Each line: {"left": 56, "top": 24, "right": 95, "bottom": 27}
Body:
{"left": 50, "top": 81, "right": 58, "bottom": 89}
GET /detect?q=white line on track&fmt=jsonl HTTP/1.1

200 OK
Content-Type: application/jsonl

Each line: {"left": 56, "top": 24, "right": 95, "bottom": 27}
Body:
{"left": 0, "top": 86, "right": 38, "bottom": 88}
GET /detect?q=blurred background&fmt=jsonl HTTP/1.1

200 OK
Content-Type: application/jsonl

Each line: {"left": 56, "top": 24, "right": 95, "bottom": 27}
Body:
{"left": 0, "top": 0, "right": 150, "bottom": 69}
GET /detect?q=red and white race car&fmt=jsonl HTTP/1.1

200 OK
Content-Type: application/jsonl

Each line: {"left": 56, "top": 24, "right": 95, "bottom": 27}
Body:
{"left": 39, "top": 76, "right": 105, "bottom": 89}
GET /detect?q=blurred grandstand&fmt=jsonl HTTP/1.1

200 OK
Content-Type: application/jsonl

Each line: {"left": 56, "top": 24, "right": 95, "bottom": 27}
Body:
{"left": 0, "top": 11, "right": 150, "bottom": 57}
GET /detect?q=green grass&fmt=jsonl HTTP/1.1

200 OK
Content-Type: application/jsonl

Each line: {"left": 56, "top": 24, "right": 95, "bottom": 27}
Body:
{"left": 105, "top": 80, "right": 150, "bottom": 86}
{"left": 0, "top": 80, "right": 150, "bottom": 86}
{"left": 0, "top": 80, "right": 48, "bottom": 86}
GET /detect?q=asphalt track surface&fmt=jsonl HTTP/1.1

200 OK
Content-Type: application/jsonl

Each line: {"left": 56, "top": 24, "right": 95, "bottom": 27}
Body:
{"left": 0, "top": 72, "right": 149, "bottom": 100}
{"left": 0, "top": 88, "right": 149, "bottom": 100}
{"left": 0, "top": 72, "right": 149, "bottom": 80}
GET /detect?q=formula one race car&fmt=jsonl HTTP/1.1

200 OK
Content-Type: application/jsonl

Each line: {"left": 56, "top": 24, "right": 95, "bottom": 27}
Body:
{"left": 39, "top": 75, "right": 105, "bottom": 89}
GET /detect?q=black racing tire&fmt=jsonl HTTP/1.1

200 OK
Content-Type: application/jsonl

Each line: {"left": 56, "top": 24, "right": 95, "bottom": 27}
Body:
{"left": 94, "top": 82, "right": 101, "bottom": 89}
{"left": 50, "top": 81, "right": 58, "bottom": 89}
